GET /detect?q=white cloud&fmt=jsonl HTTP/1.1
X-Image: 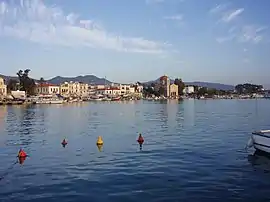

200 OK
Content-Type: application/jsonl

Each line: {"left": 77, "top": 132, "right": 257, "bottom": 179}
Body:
{"left": 0, "top": 0, "right": 169, "bottom": 54}
{"left": 221, "top": 8, "right": 244, "bottom": 23}
{"left": 216, "top": 25, "right": 268, "bottom": 44}
{"left": 238, "top": 25, "right": 267, "bottom": 44}
{"left": 210, "top": 4, "right": 244, "bottom": 23}
{"left": 163, "top": 15, "right": 183, "bottom": 21}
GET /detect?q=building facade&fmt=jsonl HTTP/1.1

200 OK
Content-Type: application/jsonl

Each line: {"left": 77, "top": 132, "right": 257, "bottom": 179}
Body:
{"left": 96, "top": 87, "right": 121, "bottom": 96}
{"left": 169, "top": 84, "right": 179, "bottom": 98}
{"left": 60, "top": 81, "right": 89, "bottom": 97}
{"left": 183, "top": 85, "right": 195, "bottom": 94}
{"left": 159, "top": 75, "right": 170, "bottom": 97}
{"left": 35, "top": 83, "right": 60, "bottom": 95}
{"left": 0, "top": 77, "right": 7, "bottom": 98}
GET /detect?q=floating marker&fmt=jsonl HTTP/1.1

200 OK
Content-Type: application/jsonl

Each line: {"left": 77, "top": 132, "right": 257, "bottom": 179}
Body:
{"left": 18, "top": 148, "right": 27, "bottom": 158}
{"left": 96, "top": 136, "right": 104, "bottom": 146}
{"left": 137, "top": 134, "right": 144, "bottom": 145}
{"left": 62, "top": 139, "right": 68, "bottom": 147}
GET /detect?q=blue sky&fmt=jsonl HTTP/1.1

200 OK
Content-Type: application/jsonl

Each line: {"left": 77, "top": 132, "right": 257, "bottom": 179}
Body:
{"left": 0, "top": 0, "right": 269, "bottom": 86}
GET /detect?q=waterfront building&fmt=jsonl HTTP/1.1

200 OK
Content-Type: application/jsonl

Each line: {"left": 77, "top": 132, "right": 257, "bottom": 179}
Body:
{"left": 35, "top": 83, "right": 60, "bottom": 95}
{"left": 60, "top": 82, "right": 69, "bottom": 97}
{"left": 11, "top": 91, "right": 26, "bottom": 100}
{"left": 183, "top": 85, "right": 195, "bottom": 94}
{"left": 159, "top": 75, "right": 170, "bottom": 97}
{"left": 157, "top": 75, "right": 179, "bottom": 98}
{"left": 60, "top": 81, "right": 89, "bottom": 97}
{"left": 119, "top": 84, "right": 135, "bottom": 95}
{"left": 96, "top": 87, "right": 121, "bottom": 96}
{"left": 95, "top": 85, "right": 106, "bottom": 89}
{"left": 169, "top": 84, "right": 179, "bottom": 98}
{"left": 0, "top": 77, "right": 7, "bottom": 98}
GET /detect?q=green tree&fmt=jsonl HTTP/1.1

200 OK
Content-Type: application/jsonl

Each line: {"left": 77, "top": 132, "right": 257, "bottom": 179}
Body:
{"left": 174, "top": 78, "right": 185, "bottom": 95}
{"left": 158, "top": 86, "right": 166, "bottom": 96}
{"left": 39, "top": 77, "right": 45, "bottom": 85}
{"left": 7, "top": 79, "right": 19, "bottom": 93}
{"left": 207, "top": 88, "right": 217, "bottom": 96}
{"left": 235, "top": 83, "right": 263, "bottom": 94}
{"left": 197, "top": 87, "right": 208, "bottom": 96}
{"left": 17, "top": 69, "right": 36, "bottom": 95}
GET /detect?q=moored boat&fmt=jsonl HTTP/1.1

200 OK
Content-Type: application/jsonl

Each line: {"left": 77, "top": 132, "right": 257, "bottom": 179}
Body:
{"left": 35, "top": 95, "right": 64, "bottom": 104}
{"left": 36, "top": 99, "right": 64, "bottom": 104}
{"left": 111, "top": 96, "right": 121, "bottom": 101}
{"left": 246, "top": 130, "right": 270, "bottom": 153}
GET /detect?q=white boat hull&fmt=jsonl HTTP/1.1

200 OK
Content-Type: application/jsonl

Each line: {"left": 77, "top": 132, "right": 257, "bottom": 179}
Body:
{"left": 247, "top": 130, "right": 270, "bottom": 153}
{"left": 36, "top": 100, "right": 63, "bottom": 104}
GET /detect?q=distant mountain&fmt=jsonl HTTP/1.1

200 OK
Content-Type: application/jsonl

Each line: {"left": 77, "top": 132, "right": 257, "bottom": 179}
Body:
{"left": 0, "top": 74, "right": 235, "bottom": 90}
{"left": 47, "top": 75, "right": 112, "bottom": 85}
{"left": 0, "top": 74, "right": 112, "bottom": 85}
{"left": 0, "top": 74, "right": 18, "bottom": 83}
{"left": 143, "top": 77, "right": 234, "bottom": 91}
{"left": 185, "top": 81, "right": 234, "bottom": 91}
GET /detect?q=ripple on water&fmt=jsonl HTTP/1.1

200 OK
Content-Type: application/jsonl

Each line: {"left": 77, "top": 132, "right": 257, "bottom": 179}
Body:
{"left": 1, "top": 100, "right": 270, "bottom": 202}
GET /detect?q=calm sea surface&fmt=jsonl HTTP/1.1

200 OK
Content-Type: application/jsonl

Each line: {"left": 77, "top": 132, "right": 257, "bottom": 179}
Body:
{"left": 1, "top": 99, "right": 270, "bottom": 202}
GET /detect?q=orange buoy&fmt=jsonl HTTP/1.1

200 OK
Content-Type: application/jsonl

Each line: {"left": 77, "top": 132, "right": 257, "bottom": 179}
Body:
{"left": 137, "top": 133, "right": 144, "bottom": 145}
{"left": 18, "top": 149, "right": 27, "bottom": 158}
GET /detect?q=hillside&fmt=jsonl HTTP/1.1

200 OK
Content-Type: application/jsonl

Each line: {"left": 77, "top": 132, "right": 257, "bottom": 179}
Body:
{"left": 1, "top": 74, "right": 235, "bottom": 90}
{"left": 184, "top": 81, "right": 234, "bottom": 91}
{"left": 143, "top": 78, "right": 235, "bottom": 91}
{"left": 47, "top": 75, "right": 112, "bottom": 85}
{"left": 0, "top": 74, "right": 18, "bottom": 82}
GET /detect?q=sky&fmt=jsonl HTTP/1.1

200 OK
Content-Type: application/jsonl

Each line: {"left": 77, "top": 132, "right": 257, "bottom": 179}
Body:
{"left": 0, "top": 0, "right": 269, "bottom": 86}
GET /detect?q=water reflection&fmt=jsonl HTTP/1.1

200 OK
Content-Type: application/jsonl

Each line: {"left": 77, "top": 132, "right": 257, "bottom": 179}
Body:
{"left": 248, "top": 150, "right": 270, "bottom": 173}
{"left": 183, "top": 99, "right": 195, "bottom": 127}
{"left": 97, "top": 144, "right": 103, "bottom": 152}
{"left": 0, "top": 106, "right": 7, "bottom": 130}
{"left": 18, "top": 156, "right": 27, "bottom": 165}
{"left": 4, "top": 105, "right": 46, "bottom": 147}
{"left": 159, "top": 101, "right": 168, "bottom": 130}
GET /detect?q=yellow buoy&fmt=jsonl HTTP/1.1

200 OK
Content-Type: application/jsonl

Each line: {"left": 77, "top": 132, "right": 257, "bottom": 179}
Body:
{"left": 96, "top": 136, "right": 104, "bottom": 145}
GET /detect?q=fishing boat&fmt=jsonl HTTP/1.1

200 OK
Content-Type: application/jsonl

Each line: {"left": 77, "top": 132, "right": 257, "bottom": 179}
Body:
{"left": 102, "top": 97, "right": 111, "bottom": 101}
{"left": 36, "top": 99, "right": 64, "bottom": 104}
{"left": 246, "top": 130, "right": 270, "bottom": 153}
{"left": 111, "top": 96, "right": 121, "bottom": 101}
{"left": 35, "top": 95, "right": 64, "bottom": 104}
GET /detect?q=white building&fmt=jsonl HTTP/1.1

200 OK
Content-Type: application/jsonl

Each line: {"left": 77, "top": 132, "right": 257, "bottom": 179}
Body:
{"left": 60, "top": 81, "right": 89, "bottom": 97}
{"left": 183, "top": 85, "right": 195, "bottom": 94}
{"left": 11, "top": 91, "right": 26, "bottom": 100}
{"left": 96, "top": 87, "right": 121, "bottom": 96}
{"left": 0, "top": 77, "right": 7, "bottom": 98}
{"left": 35, "top": 83, "right": 60, "bottom": 95}
{"left": 119, "top": 84, "right": 135, "bottom": 95}
{"left": 92, "top": 83, "right": 143, "bottom": 96}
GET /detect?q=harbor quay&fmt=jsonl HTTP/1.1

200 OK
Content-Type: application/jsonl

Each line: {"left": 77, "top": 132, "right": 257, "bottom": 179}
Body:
{"left": 0, "top": 75, "right": 269, "bottom": 105}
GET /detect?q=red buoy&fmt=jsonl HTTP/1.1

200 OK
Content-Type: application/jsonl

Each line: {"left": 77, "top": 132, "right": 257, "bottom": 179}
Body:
{"left": 62, "top": 139, "right": 67, "bottom": 147}
{"left": 18, "top": 149, "right": 27, "bottom": 158}
{"left": 137, "top": 134, "right": 144, "bottom": 145}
